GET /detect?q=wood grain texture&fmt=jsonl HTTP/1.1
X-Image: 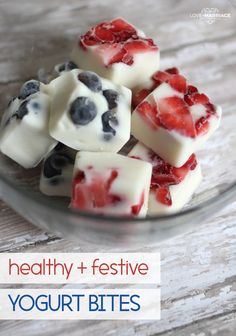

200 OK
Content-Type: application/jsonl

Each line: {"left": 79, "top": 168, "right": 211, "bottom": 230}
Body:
{"left": 0, "top": 0, "right": 236, "bottom": 335}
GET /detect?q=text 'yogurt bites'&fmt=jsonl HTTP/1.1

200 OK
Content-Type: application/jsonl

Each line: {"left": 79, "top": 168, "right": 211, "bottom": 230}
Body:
{"left": 131, "top": 68, "right": 222, "bottom": 167}
{"left": 71, "top": 152, "right": 152, "bottom": 217}
{"left": 49, "top": 69, "right": 131, "bottom": 152}
{"left": 39, "top": 143, "right": 77, "bottom": 197}
{"left": 71, "top": 18, "right": 160, "bottom": 89}
{"left": 128, "top": 142, "right": 202, "bottom": 215}
{"left": 0, "top": 80, "right": 57, "bottom": 168}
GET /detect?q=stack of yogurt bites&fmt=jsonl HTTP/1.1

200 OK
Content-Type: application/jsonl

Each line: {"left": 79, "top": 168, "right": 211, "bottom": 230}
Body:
{"left": 0, "top": 18, "right": 222, "bottom": 217}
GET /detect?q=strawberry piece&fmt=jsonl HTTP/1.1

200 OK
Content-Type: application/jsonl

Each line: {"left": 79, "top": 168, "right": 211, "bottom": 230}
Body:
{"left": 169, "top": 74, "right": 187, "bottom": 94}
{"left": 131, "top": 191, "right": 145, "bottom": 215}
{"left": 107, "top": 48, "right": 127, "bottom": 65}
{"left": 80, "top": 19, "right": 158, "bottom": 67}
{"left": 95, "top": 25, "right": 115, "bottom": 42}
{"left": 155, "top": 187, "right": 172, "bottom": 206}
{"left": 147, "top": 151, "right": 198, "bottom": 206}
{"left": 110, "top": 18, "right": 136, "bottom": 33}
{"left": 165, "top": 67, "right": 179, "bottom": 75}
{"left": 187, "top": 85, "right": 198, "bottom": 95}
{"left": 195, "top": 117, "right": 210, "bottom": 135}
{"left": 151, "top": 172, "right": 177, "bottom": 187}
{"left": 186, "top": 154, "right": 197, "bottom": 170}
{"left": 137, "top": 101, "right": 160, "bottom": 130}
{"left": 72, "top": 169, "right": 120, "bottom": 210}
{"left": 191, "top": 93, "right": 209, "bottom": 105}
{"left": 152, "top": 69, "right": 186, "bottom": 93}
{"left": 158, "top": 96, "right": 196, "bottom": 138}
{"left": 124, "top": 39, "right": 157, "bottom": 53}
{"left": 206, "top": 102, "right": 216, "bottom": 116}
{"left": 106, "top": 170, "right": 118, "bottom": 190}
{"left": 152, "top": 70, "right": 170, "bottom": 83}
{"left": 132, "top": 88, "right": 151, "bottom": 108}
{"left": 72, "top": 171, "right": 86, "bottom": 209}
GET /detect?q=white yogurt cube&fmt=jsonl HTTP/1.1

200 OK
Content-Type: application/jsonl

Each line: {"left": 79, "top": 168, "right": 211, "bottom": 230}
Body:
{"left": 49, "top": 69, "right": 131, "bottom": 152}
{"left": 70, "top": 18, "right": 160, "bottom": 89}
{"left": 71, "top": 152, "right": 152, "bottom": 217}
{"left": 0, "top": 80, "right": 57, "bottom": 168}
{"left": 39, "top": 143, "right": 76, "bottom": 197}
{"left": 131, "top": 67, "right": 222, "bottom": 167}
{"left": 128, "top": 142, "right": 202, "bottom": 215}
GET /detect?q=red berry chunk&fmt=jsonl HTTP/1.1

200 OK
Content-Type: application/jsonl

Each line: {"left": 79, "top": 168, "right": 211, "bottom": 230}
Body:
{"left": 165, "top": 67, "right": 179, "bottom": 75}
{"left": 155, "top": 187, "right": 172, "bottom": 206}
{"left": 158, "top": 96, "right": 196, "bottom": 138}
{"left": 137, "top": 101, "right": 160, "bottom": 130}
{"left": 131, "top": 191, "right": 145, "bottom": 215}
{"left": 72, "top": 169, "right": 121, "bottom": 210}
{"left": 195, "top": 117, "right": 210, "bottom": 135}
{"left": 152, "top": 70, "right": 187, "bottom": 94}
{"left": 132, "top": 88, "right": 151, "bottom": 108}
{"left": 169, "top": 75, "right": 187, "bottom": 94}
{"left": 80, "top": 18, "right": 158, "bottom": 66}
{"left": 134, "top": 66, "right": 218, "bottom": 137}
{"left": 148, "top": 151, "right": 197, "bottom": 206}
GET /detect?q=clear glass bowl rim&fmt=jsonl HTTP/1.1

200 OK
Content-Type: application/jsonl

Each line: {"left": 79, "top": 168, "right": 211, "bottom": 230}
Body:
{"left": 1, "top": 171, "right": 236, "bottom": 224}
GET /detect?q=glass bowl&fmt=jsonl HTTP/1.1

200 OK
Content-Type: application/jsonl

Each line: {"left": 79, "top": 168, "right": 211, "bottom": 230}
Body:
{"left": 0, "top": 1, "right": 236, "bottom": 248}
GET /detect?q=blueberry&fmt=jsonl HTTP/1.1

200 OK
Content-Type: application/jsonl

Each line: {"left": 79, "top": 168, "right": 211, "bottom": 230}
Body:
{"left": 57, "top": 63, "right": 66, "bottom": 73}
{"left": 66, "top": 61, "right": 78, "bottom": 71}
{"left": 69, "top": 97, "right": 97, "bottom": 125}
{"left": 19, "top": 80, "right": 40, "bottom": 100}
{"left": 78, "top": 71, "right": 102, "bottom": 92}
{"left": 16, "top": 100, "right": 29, "bottom": 119}
{"left": 103, "top": 89, "right": 118, "bottom": 109}
{"left": 32, "top": 101, "right": 40, "bottom": 110}
{"left": 57, "top": 61, "right": 78, "bottom": 73}
{"left": 43, "top": 153, "right": 72, "bottom": 178}
{"left": 101, "top": 111, "right": 118, "bottom": 136}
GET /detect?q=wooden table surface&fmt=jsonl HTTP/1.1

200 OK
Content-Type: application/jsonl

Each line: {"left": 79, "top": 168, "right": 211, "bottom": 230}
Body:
{"left": 0, "top": 0, "right": 236, "bottom": 335}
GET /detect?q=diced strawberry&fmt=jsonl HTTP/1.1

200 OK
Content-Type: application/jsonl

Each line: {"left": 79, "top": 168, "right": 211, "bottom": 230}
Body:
{"left": 191, "top": 93, "right": 209, "bottom": 105}
{"left": 158, "top": 96, "right": 196, "bottom": 138}
{"left": 172, "top": 165, "right": 189, "bottom": 183}
{"left": 187, "top": 85, "right": 198, "bottom": 95}
{"left": 110, "top": 18, "right": 136, "bottom": 33}
{"left": 165, "top": 67, "right": 179, "bottom": 75}
{"left": 132, "top": 88, "right": 151, "bottom": 108}
{"left": 106, "top": 170, "right": 118, "bottom": 190}
{"left": 206, "top": 102, "right": 216, "bottom": 116}
{"left": 155, "top": 187, "right": 172, "bottom": 206}
{"left": 124, "top": 39, "right": 157, "bottom": 53}
{"left": 107, "top": 48, "right": 127, "bottom": 65}
{"left": 184, "top": 94, "right": 194, "bottom": 106}
{"left": 131, "top": 191, "right": 145, "bottom": 215}
{"left": 185, "top": 92, "right": 210, "bottom": 106}
{"left": 72, "top": 184, "right": 88, "bottom": 209}
{"left": 169, "top": 74, "right": 187, "bottom": 94}
{"left": 95, "top": 25, "right": 115, "bottom": 42}
{"left": 72, "top": 171, "right": 87, "bottom": 209}
{"left": 152, "top": 70, "right": 186, "bottom": 93}
{"left": 72, "top": 169, "right": 120, "bottom": 210}
{"left": 79, "top": 19, "right": 158, "bottom": 67}
{"left": 152, "top": 70, "right": 170, "bottom": 83}
{"left": 185, "top": 154, "right": 197, "bottom": 170}
{"left": 151, "top": 172, "right": 177, "bottom": 187}
{"left": 137, "top": 101, "right": 160, "bottom": 130}
{"left": 195, "top": 117, "right": 210, "bottom": 135}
